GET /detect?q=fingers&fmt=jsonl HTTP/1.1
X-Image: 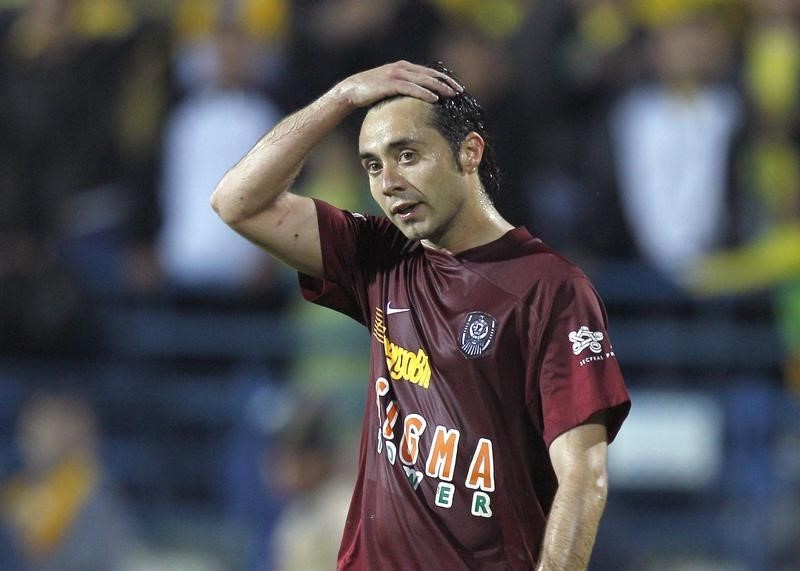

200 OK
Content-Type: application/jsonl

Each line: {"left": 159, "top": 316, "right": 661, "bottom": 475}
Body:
{"left": 391, "top": 80, "right": 443, "bottom": 104}
{"left": 386, "top": 61, "right": 464, "bottom": 102}
{"left": 338, "top": 61, "right": 466, "bottom": 109}
{"left": 402, "top": 61, "right": 465, "bottom": 94}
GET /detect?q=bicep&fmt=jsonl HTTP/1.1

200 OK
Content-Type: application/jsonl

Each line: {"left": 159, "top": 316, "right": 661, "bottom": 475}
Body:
{"left": 548, "top": 413, "right": 609, "bottom": 485}
{"left": 228, "top": 192, "right": 324, "bottom": 279}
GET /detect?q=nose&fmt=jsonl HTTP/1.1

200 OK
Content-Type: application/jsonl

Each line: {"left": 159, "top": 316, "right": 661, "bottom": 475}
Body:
{"left": 379, "top": 164, "right": 405, "bottom": 196}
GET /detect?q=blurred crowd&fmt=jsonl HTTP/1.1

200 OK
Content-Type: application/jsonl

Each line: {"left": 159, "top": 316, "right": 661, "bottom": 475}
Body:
{"left": 1, "top": 0, "right": 800, "bottom": 569}
{"left": 0, "top": 390, "right": 139, "bottom": 570}
{"left": 0, "top": 0, "right": 799, "bottom": 382}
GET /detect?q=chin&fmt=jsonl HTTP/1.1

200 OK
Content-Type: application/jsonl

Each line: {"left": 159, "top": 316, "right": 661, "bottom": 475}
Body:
{"left": 398, "top": 223, "right": 429, "bottom": 242}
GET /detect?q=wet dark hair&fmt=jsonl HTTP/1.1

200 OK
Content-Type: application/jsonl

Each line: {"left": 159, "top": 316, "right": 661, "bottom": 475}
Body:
{"left": 425, "top": 62, "right": 501, "bottom": 202}
{"left": 369, "top": 62, "right": 501, "bottom": 202}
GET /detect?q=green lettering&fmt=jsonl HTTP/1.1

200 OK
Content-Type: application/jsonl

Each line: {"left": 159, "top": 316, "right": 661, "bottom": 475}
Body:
{"left": 471, "top": 492, "right": 492, "bottom": 518}
{"left": 435, "top": 483, "right": 454, "bottom": 508}
{"left": 385, "top": 441, "right": 396, "bottom": 465}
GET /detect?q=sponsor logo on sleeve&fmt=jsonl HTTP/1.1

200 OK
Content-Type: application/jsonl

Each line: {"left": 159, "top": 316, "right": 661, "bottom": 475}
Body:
{"left": 568, "top": 325, "right": 604, "bottom": 355}
{"left": 568, "top": 325, "right": 616, "bottom": 366}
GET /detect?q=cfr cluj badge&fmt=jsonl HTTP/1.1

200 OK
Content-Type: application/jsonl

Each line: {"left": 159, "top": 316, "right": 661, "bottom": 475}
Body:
{"left": 459, "top": 312, "right": 497, "bottom": 358}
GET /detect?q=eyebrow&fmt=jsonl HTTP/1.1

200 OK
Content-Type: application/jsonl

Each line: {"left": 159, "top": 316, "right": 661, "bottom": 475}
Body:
{"left": 359, "top": 137, "right": 422, "bottom": 160}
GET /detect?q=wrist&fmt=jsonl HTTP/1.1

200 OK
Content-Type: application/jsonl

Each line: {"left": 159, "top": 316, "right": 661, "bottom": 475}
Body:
{"left": 321, "top": 82, "right": 358, "bottom": 116}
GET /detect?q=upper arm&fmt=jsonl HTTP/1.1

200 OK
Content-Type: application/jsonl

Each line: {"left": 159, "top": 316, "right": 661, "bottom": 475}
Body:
{"left": 216, "top": 191, "right": 324, "bottom": 279}
{"left": 548, "top": 412, "right": 609, "bottom": 487}
{"left": 534, "top": 273, "right": 630, "bottom": 447}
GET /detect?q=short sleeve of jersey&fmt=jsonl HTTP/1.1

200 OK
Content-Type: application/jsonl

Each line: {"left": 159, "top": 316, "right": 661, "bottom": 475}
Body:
{"left": 298, "top": 198, "right": 404, "bottom": 325}
{"left": 532, "top": 275, "right": 631, "bottom": 447}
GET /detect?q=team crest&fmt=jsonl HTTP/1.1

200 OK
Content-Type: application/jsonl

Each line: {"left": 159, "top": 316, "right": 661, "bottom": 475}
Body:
{"left": 459, "top": 312, "right": 497, "bottom": 358}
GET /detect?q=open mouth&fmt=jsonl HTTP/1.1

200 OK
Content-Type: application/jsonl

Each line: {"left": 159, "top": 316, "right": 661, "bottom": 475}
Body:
{"left": 392, "top": 202, "right": 421, "bottom": 222}
{"left": 395, "top": 204, "right": 416, "bottom": 216}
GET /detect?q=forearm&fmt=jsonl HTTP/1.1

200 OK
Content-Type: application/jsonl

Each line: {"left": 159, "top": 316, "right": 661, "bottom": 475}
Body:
{"left": 211, "top": 85, "right": 353, "bottom": 224}
{"left": 211, "top": 61, "right": 460, "bottom": 227}
{"left": 535, "top": 473, "right": 607, "bottom": 571}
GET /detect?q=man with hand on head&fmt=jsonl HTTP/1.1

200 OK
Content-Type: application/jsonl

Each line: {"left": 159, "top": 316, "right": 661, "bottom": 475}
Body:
{"left": 212, "top": 60, "right": 630, "bottom": 571}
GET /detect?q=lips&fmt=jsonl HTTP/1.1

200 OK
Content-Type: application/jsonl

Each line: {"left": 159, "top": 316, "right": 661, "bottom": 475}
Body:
{"left": 391, "top": 201, "right": 418, "bottom": 216}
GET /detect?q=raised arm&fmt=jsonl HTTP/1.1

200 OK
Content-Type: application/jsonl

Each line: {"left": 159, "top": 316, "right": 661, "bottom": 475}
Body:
{"left": 210, "top": 61, "right": 462, "bottom": 278}
{"left": 536, "top": 414, "right": 609, "bottom": 571}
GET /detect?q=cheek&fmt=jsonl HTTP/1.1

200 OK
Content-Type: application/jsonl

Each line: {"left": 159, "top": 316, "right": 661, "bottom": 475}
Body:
{"left": 368, "top": 182, "right": 384, "bottom": 205}
{"left": 369, "top": 186, "right": 395, "bottom": 218}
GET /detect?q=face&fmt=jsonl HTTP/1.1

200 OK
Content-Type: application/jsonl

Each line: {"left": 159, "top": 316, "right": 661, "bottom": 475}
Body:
{"left": 652, "top": 15, "right": 732, "bottom": 84}
{"left": 359, "top": 97, "right": 470, "bottom": 247}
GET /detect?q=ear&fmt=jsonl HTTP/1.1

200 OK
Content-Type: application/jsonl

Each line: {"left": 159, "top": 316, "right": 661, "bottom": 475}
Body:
{"left": 459, "top": 132, "right": 485, "bottom": 174}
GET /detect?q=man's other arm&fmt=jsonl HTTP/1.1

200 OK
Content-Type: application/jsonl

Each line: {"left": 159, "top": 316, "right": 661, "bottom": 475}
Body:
{"left": 210, "top": 61, "right": 461, "bottom": 279}
{"left": 536, "top": 413, "right": 609, "bottom": 571}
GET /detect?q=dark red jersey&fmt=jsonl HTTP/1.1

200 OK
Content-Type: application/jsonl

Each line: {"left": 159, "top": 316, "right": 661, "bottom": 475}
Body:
{"left": 299, "top": 199, "right": 631, "bottom": 570}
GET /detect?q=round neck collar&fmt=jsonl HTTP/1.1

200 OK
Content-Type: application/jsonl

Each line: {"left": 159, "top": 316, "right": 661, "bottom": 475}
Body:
{"left": 420, "top": 227, "right": 535, "bottom": 264}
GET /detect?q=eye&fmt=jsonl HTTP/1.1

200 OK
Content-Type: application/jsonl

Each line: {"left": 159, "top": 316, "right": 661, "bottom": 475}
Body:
{"left": 364, "top": 160, "right": 382, "bottom": 175}
{"left": 398, "top": 150, "right": 416, "bottom": 164}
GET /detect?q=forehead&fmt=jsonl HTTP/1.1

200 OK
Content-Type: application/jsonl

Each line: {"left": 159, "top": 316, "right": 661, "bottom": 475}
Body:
{"left": 359, "top": 97, "right": 440, "bottom": 152}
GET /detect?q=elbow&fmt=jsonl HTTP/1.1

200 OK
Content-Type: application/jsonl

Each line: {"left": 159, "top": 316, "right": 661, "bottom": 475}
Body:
{"left": 211, "top": 174, "right": 287, "bottom": 226}
{"left": 209, "top": 186, "right": 226, "bottom": 219}
{"left": 210, "top": 180, "right": 243, "bottom": 225}
{"left": 209, "top": 188, "right": 222, "bottom": 217}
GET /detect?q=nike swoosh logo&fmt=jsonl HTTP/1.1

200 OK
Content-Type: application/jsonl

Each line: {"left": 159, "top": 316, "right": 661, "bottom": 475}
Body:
{"left": 386, "top": 302, "right": 411, "bottom": 315}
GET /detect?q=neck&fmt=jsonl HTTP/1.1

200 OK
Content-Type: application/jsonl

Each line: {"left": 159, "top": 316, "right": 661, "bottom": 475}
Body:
{"left": 422, "top": 193, "right": 514, "bottom": 254}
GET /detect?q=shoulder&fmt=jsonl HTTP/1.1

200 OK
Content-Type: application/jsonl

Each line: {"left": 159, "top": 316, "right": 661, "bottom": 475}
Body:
{"left": 314, "top": 199, "right": 396, "bottom": 239}
{"left": 313, "top": 198, "right": 413, "bottom": 260}
{"left": 484, "top": 233, "right": 591, "bottom": 297}
{"left": 448, "top": 229, "right": 589, "bottom": 305}
{"left": 517, "top": 240, "right": 607, "bottom": 330}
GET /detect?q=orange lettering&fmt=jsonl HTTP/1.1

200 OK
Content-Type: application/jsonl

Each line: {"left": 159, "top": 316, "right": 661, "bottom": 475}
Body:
{"left": 425, "top": 426, "right": 460, "bottom": 481}
{"left": 375, "top": 377, "right": 389, "bottom": 422}
{"left": 383, "top": 401, "right": 398, "bottom": 439}
{"left": 400, "top": 414, "right": 427, "bottom": 465}
{"left": 465, "top": 438, "right": 495, "bottom": 492}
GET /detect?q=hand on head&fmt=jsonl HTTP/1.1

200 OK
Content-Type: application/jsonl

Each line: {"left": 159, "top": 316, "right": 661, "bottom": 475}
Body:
{"left": 336, "top": 60, "right": 464, "bottom": 109}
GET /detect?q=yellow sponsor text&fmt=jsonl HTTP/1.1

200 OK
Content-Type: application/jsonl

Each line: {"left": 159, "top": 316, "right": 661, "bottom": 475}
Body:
{"left": 373, "top": 307, "right": 431, "bottom": 389}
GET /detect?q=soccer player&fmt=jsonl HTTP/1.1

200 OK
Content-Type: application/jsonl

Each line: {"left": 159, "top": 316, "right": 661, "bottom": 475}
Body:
{"left": 212, "top": 61, "right": 631, "bottom": 570}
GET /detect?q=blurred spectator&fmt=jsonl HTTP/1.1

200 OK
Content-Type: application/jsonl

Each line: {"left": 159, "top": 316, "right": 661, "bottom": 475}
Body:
{"left": 171, "top": 0, "right": 287, "bottom": 94}
{"left": 607, "top": 3, "right": 746, "bottom": 283}
{"left": 156, "top": 19, "right": 284, "bottom": 303}
{"left": 113, "top": 15, "right": 174, "bottom": 296}
{"left": 509, "top": 0, "right": 639, "bottom": 257}
{"left": 562, "top": 0, "right": 638, "bottom": 90}
{"left": 265, "top": 396, "right": 353, "bottom": 571}
{"left": 426, "top": 0, "right": 528, "bottom": 40}
{"left": 0, "top": 0, "right": 160, "bottom": 297}
{"left": 282, "top": 0, "right": 439, "bottom": 110}
{"left": 221, "top": 374, "right": 293, "bottom": 571}
{"left": 0, "top": 0, "right": 140, "bottom": 353}
{"left": 0, "top": 390, "right": 139, "bottom": 570}
{"left": 688, "top": 0, "right": 800, "bottom": 391}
